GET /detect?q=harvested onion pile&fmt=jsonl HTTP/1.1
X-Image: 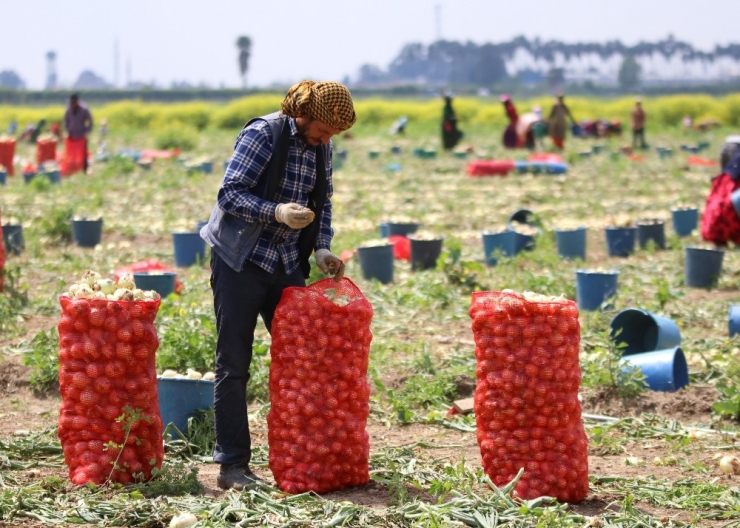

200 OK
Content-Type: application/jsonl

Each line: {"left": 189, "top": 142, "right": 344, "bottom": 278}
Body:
{"left": 62, "top": 270, "right": 158, "bottom": 301}
{"left": 469, "top": 289, "right": 589, "bottom": 503}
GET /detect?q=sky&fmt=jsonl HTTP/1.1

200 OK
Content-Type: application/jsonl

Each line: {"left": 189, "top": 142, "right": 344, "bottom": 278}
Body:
{"left": 2, "top": 0, "right": 740, "bottom": 90}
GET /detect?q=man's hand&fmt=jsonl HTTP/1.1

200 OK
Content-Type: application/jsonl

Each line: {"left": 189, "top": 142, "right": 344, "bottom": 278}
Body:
{"left": 275, "top": 203, "right": 315, "bottom": 229}
{"left": 315, "top": 249, "right": 345, "bottom": 282}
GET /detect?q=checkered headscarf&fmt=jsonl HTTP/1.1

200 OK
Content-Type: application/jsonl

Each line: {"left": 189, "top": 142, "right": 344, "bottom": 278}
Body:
{"left": 281, "top": 80, "right": 356, "bottom": 131}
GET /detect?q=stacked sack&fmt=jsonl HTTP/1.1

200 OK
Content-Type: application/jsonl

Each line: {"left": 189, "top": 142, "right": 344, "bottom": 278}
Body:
{"left": 469, "top": 290, "right": 589, "bottom": 503}
{"left": 268, "top": 278, "right": 373, "bottom": 494}
{"left": 57, "top": 271, "right": 164, "bottom": 485}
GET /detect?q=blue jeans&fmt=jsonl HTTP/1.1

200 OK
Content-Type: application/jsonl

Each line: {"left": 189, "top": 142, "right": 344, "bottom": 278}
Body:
{"left": 209, "top": 252, "right": 305, "bottom": 465}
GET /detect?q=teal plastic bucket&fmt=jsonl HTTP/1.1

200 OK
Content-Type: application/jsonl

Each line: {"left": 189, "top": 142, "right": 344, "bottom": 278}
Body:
{"left": 386, "top": 222, "right": 419, "bottom": 237}
{"left": 2, "top": 224, "right": 24, "bottom": 255}
{"left": 157, "top": 377, "right": 215, "bottom": 433}
{"left": 391, "top": 146, "right": 402, "bottom": 154}
{"left": 729, "top": 306, "right": 740, "bottom": 337}
{"left": 684, "top": 246, "right": 724, "bottom": 288}
{"left": 575, "top": 269, "right": 619, "bottom": 311}
{"left": 357, "top": 244, "right": 394, "bottom": 284}
{"left": 671, "top": 208, "right": 698, "bottom": 237}
{"left": 410, "top": 237, "right": 443, "bottom": 271}
{"left": 378, "top": 222, "right": 390, "bottom": 238}
{"left": 605, "top": 226, "right": 637, "bottom": 257}
{"left": 0, "top": 170, "right": 7, "bottom": 185}
{"left": 636, "top": 220, "right": 666, "bottom": 250}
{"left": 44, "top": 170, "right": 61, "bottom": 184}
{"left": 133, "top": 271, "right": 177, "bottom": 298}
{"left": 555, "top": 227, "right": 587, "bottom": 260}
{"left": 22, "top": 172, "right": 36, "bottom": 184}
{"left": 610, "top": 308, "right": 681, "bottom": 355}
{"left": 592, "top": 145, "right": 604, "bottom": 154}
{"left": 172, "top": 232, "right": 206, "bottom": 267}
{"left": 619, "top": 346, "right": 689, "bottom": 391}
{"left": 72, "top": 218, "right": 103, "bottom": 247}
{"left": 482, "top": 231, "right": 517, "bottom": 266}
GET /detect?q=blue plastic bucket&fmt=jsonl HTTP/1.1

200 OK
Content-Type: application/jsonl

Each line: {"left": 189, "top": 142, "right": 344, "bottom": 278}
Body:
{"left": 507, "top": 211, "right": 540, "bottom": 252}
{"left": 684, "top": 246, "right": 724, "bottom": 289}
{"left": 335, "top": 149, "right": 348, "bottom": 161}
{"left": 610, "top": 308, "right": 681, "bottom": 355}
{"left": 378, "top": 222, "right": 390, "bottom": 238}
{"left": 23, "top": 172, "right": 36, "bottom": 184}
{"left": 0, "top": 170, "right": 7, "bottom": 185}
{"left": 390, "top": 146, "right": 402, "bottom": 155}
{"left": 575, "top": 269, "right": 619, "bottom": 311}
{"left": 72, "top": 218, "right": 103, "bottom": 247}
{"left": 555, "top": 227, "right": 587, "bottom": 260}
{"left": 368, "top": 151, "right": 380, "bottom": 159}
{"left": 172, "top": 232, "right": 206, "bottom": 267}
{"left": 200, "top": 161, "right": 213, "bottom": 174}
{"left": 592, "top": 145, "right": 604, "bottom": 154}
{"left": 729, "top": 306, "right": 740, "bottom": 337}
{"left": 410, "top": 237, "right": 443, "bottom": 271}
{"left": 482, "top": 231, "right": 517, "bottom": 266}
{"left": 671, "top": 208, "right": 698, "bottom": 237}
{"left": 515, "top": 160, "right": 529, "bottom": 174}
{"left": 195, "top": 220, "right": 208, "bottom": 232}
{"left": 357, "top": 244, "right": 394, "bottom": 284}
{"left": 44, "top": 170, "right": 61, "bottom": 184}
{"left": 2, "top": 224, "right": 23, "bottom": 255}
{"left": 619, "top": 347, "right": 689, "bottom": 391}
{"left": 133, "top": 271, "right": 177, "bottom": 298}
{"left": 386, "top": 222, "right": 419, "bottom": 237}
{"left": 157, "top": 377, "right": 215, "bottom": 433}
{"left": 636, "top": 220, "right": 666, "bottom": 250}
{"left": 510, "top": 228, "right": 539, "bottom": 253}
{"left": 605, "top": 226, "right": 637, "bottom": 257}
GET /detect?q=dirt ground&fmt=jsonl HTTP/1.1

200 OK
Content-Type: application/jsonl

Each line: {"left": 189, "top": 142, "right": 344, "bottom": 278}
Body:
{"left": 1, "top": 348, "right": 737, "bottom": 525}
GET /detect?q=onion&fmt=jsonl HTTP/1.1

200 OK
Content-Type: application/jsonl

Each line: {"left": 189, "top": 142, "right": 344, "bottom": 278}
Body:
{"left": 132, "top": 289, "right": 146, "bottom": 301}
{"left": 117, "top": 273, "right": 136, "bottom": 290}
{"left": 186, "top": 369, "right": 203, "bottom": 380}
{"left": 75, "top": 284, "right": 94, "bottom": 299}
{"left": 96, "top": 278, "right": 117, "bottom": 295}
{"left": 169, "top": 512, "right": 198, "bottom": 528}
{"left": 161, "top": 370, "right": 179, "bottom": 378}
{"left": 92, "top": 291, "right": 107, "bottom": 300}
{"left": 203, "top": 371, "right": 216, "bottom": 381}
{"left": 80, "top": 270, "right": 101, "bottom": 287}
{"left": 719, "top": 455, "right": 740, "bottom": 475}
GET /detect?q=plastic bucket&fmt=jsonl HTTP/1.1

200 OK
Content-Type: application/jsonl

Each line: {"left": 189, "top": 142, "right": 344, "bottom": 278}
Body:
{"left": 195, "top": 220, "right": 208, "bottom": 232}
{"left": 731, "top": 189, "right": 740, "bottom": 217}
{"left": 44, "top": 170, "right": 61, "bottom": 184}
{"left": 410, "top": 238, "right": 443, "bottom": 271}
{"left": 482, "top": 231, "right": 517, "bottom": 266}
{"left": 172, "top": 232, "right": 206, "bottom": 267}
{"left": 605, "top": 226, "right": 637, "bottom": 257}
{"left": 357, "top": 244, "right": 394, "bottom": 284}
{"left": 575, "top": 269, "right": 619, "bottom": 311}
{"left": 200, "top": 161, "right": 213, "bottom": 174}
{"left": 555, "top": 227, "right": 587, "bottom": 260}
{"left": 157, "top": 377, "right": 215, "bottom": 433}
{"left": 510, "top": 228, "right": 539, "bottom": 253}
{"left": 23, "top": 172, "right": 36, "bottom": 184}
{"left": 671, "top": 208, "right": 698, "bottom": 237}
{"left": 636, "top": 220, "right": 666, "bottom": 250}
{"left": 390, "top": 146, "right": 402, "bottom": 155}
{"left": 610, "top": 308, "right": 681, "bottom": 355}
{"left": 386, "top": 222, "right": 419, "bottom": 237}
{"left": 619, "top": 347, "right": 689, "bottom": 392}
{"left": 592, "top": 145, "right": 604, "bottom": 154}
{"left": 0, "top": 170, "right": 7, "bottom": 185}
{"left": 684, "top": 246, "right": 724, "bottom": 289}
{"left": 2, "top": 224, "right": 23, "bottom": 255}
{"left": 72, "top": 218, "right": 103, "bottom": 247}
{"left": 368, "top": 151, "right": 380, "bottom": 159}
{"left": 508, "top": 209, "right": 540, "bottom": 227}
{"left": 378, "top": 222, "right": 390, "bottom": 238}
{"left": 133, "top": 271, "right": 177, "bottom": 298}
{"left": 729, "top": 306, "right": 740, "bottom": 337}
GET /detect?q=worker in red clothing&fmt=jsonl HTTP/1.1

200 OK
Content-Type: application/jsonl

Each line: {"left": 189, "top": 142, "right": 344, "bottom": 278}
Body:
{"left": 63, "top": 93, "right": 93, "bottom": 174}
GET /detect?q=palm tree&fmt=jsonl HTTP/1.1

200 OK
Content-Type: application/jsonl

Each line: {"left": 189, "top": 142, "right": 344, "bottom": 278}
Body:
{"left": 236, "top": 36, "right": 252, "bottom": 89}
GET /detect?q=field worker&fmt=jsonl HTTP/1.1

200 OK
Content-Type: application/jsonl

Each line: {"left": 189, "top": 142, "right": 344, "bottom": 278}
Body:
{"left": 548, "top": 94, "right": 575, "bottom": 150}
{"left": 631, "top": 99, "right": 647, "bottom": 149}
{"left": 63, "top": 93, "right": 93, "bottom": 174}
{"left": 441, "top": 95, "right": 463, "bottom": 150}
{"left": 700, "top": 136, "right": 740, "bottom": 247}
{"left": 200, "top": 80, "right": 355, "bottom": 490}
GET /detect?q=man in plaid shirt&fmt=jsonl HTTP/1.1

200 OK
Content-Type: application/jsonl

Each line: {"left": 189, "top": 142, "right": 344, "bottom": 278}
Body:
{"left": 201, "top": 80, "right": 356, "bottom": 490}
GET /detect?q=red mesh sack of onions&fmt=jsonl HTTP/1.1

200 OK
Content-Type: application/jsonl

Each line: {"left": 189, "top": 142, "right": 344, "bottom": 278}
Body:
{"left": 469, "top": 290, "right": 589, "bottom": 503}
{"left": 268, "top": 277, "right": 373, "bottom": 494}
{"left": 57, "top": 271, "right": 164, "bottom": 485}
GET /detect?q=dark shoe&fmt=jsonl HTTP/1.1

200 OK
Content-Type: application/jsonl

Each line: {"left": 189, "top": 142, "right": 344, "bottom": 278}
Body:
{"left": 216, "top": 463, "right": 265, "bottom": 490}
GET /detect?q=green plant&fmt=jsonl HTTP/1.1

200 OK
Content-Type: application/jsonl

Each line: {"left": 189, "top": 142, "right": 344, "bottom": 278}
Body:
{"left": 20, "top": 328, "right": 59, "bottom": 393}
{"left": 581, "top": 323, "right": 647, "bottom": 398}
{"left": 37, "top": 205, "right": 73, "bottom": 243}
{"left": 154, "top": 125, "right": 198, "bottom": 150}
{"left": 0, "top": 266, "right": 29, "bottom": 336}
{"left": 155, "top": 303, "right": 217, "bottom": 373}
{"left": 439, "top": 238, "right": 487, "bottom": 293}
{"left": 652, "top": 277, "right": 683, "bottom": 311}
{"left": 105, "top": 406, "right": 153, "bottom": 483}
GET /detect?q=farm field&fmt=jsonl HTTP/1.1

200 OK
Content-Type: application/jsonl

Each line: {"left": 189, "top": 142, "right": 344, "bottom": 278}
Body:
{"left": 1, "top": 105, "right": 740, "bottom": 527}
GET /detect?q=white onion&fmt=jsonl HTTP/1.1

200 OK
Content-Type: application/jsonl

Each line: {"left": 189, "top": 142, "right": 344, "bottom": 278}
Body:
{"left": 186, "top": 369, "right": 203, "bottom": 380}
{"left": 80, "top": 270, "right": 101, "bottom": 287}
{"left": 75, "top": 284, "right": 94, "bottom": 299}
{"left": 117, "top": 273, "right": 136, "bottom": 290}
{"left": 203, "top": 372, "right": 216, "bottom": 381}
{"left": 161, "top": 369, "right": 179, "bottom": 378}
{"left": 169, "top": 512, "right": 198, "bottom": 528}
{"left": 96, "top": 278, "right": 117, "bottom": 295}
{"left": 719, "top": 455, "right": 740, "bottom": 475}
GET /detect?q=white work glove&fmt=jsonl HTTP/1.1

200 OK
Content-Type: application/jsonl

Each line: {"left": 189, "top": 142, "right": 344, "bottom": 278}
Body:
{"left": 275, "top": 203, "right": 315, "bottom": 229}
{"left": 315, "top": 249, "right": 345, "bottom": 282}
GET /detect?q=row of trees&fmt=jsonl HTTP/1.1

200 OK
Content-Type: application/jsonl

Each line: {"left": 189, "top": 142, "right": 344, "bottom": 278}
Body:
{"left": 356, "top": 35, "right": 740, "bottom": 90}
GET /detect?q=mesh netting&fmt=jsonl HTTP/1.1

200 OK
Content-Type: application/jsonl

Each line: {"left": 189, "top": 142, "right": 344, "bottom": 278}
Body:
{"left": 268, "top": 278, "right": 373, "bottom": 494}
{"left": 57, "top": 295, "right": 164, "bottom": 485}
{"left": 469, "top": 291, "right": 589, "bottom": 503}
{"left": 0, "top": 138, "right": 14, "bottom": 175}
{"left": 36, "top": 139, "right": 57, "bottom": 165}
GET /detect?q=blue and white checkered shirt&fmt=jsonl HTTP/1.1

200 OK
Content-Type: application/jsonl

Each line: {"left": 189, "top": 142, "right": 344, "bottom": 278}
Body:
{"left": 217, "top": 117, "right": 334, "bottom": 275}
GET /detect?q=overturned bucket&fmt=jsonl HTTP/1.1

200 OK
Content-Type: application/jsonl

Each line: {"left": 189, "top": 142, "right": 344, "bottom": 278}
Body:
{"left": 619, "top": 346, "right": 689, "bottom": 392}
{"left": 157, "top": 377, "right": 215, "bottom": 433}
{"left": 610, "top": 308, "right": 681, "bottom": 355}
{"left": 730, "top": 306, "right": 740, "bottom": 338}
